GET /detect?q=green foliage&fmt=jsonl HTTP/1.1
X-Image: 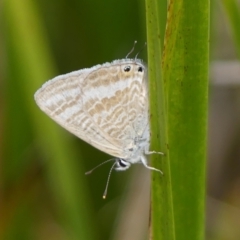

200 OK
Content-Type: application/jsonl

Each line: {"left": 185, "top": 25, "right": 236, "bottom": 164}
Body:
{"left": 146, "top": 0, "right": 209, "bottom": 239}
{"left": 222, "top": 0, "right": 240, "bottom": 58}
{"left": 145, "top": 0, "right": 175, "bottom": 239}
{"left": 3, "top": 0, "right": 97, "bottom": 239}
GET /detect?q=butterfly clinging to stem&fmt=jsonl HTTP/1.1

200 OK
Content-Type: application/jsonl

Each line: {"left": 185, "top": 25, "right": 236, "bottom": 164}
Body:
{"left": 34, "top": 42, "right": 163, "bottom": 198}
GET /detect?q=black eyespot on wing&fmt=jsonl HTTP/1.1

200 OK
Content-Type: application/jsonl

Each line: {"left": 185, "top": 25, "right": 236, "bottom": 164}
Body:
{"left": 124, "top": 66, "right": 131, "bottom": 72}
{"left": 138, "top": 66, "right": 143, "bottom": 72}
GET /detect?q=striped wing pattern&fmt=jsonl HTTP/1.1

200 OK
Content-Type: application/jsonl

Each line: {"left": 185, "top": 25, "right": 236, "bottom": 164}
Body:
{"left": 34, "top": 59, "right": 149, "bottom": 159}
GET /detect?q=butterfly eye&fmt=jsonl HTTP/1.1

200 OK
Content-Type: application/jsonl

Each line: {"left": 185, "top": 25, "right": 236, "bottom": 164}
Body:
{"left": 124, "top": 66, "right": 131, "bottom": 72}
{"left": 119, "top": 159, "right": 127, "bottom": 167}
{"left": 138, "top": 66, "right": 143, "bottom": 72}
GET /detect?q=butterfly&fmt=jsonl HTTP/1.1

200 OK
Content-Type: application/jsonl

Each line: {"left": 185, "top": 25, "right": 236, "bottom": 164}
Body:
{"left": 35, "top": 58, "right": 163, "bottom": 198}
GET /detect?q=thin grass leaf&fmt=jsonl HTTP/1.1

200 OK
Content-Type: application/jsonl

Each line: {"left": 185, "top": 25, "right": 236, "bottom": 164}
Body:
{"left": 146, "top": 0, "right": 175, "bottom": 239}
{"left": 146, "top": 0, "right": 209, "bottom": 239}
{"left": 163, "top": 0, "right": 209, "bottom": 239}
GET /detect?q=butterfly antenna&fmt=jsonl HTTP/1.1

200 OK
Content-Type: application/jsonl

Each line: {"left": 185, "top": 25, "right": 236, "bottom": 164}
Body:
{"left": 85, "top": 158, "right": 115, "bottom": 175}
{"left": 135, "top": 42, "right": 147, "bottom": 60}
{"left": 103, "top": 161, "right": 117, "bottom": 199}
{"left": 126, "top": 41, "right": 137, "bottom": 59}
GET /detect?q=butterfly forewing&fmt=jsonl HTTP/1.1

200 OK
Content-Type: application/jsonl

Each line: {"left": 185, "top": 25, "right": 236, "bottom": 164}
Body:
{"left": 35, "top": 59, "right": 148, "bottom": 159}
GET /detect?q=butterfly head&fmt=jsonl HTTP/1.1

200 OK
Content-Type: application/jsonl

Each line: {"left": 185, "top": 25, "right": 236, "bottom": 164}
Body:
{"left": 114, "top": 158, "right": 131, "bottom": 171}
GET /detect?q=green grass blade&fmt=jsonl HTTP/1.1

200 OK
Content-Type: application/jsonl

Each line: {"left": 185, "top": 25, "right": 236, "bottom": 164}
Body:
{"left": 146, "top": 0, "right": 209, "bottom": 239}
{"left": 145, "top": 0, "right": 175, "bottom": 239}
{"left": 163, "top": 0, "right": 209, "bottom": 239}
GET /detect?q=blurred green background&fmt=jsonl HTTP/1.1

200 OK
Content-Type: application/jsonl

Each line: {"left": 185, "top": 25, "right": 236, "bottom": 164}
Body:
{"left": 1, "top": 0, "right": 240, "bottom": 239}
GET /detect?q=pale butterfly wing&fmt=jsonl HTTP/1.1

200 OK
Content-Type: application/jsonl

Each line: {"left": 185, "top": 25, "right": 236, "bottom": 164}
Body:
{"left": 34, "top": 59, "right": 149, "bottom": 159}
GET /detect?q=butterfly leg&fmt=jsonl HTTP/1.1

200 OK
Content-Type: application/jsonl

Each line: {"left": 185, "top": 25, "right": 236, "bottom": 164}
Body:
{"left": 144, "top": 148, "right": 164, "bottom": 156}
{"left": 146, "top": 150, "right": 164, "bottom": 155}
{"left": 140, "top": 156, "right": 163, "bottom": 174}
